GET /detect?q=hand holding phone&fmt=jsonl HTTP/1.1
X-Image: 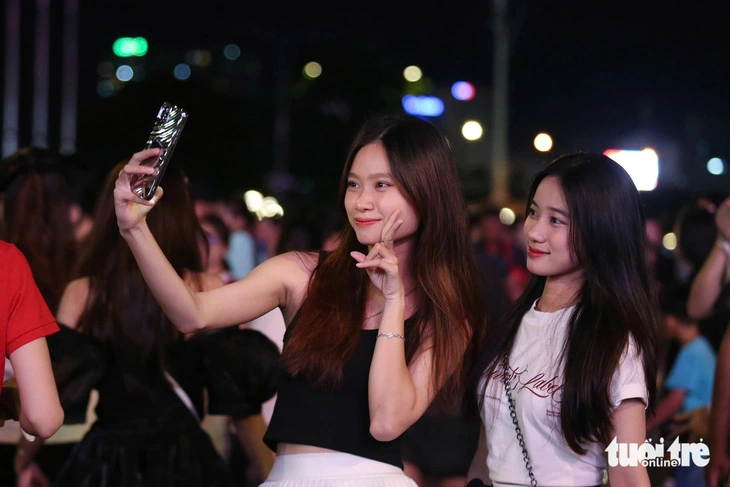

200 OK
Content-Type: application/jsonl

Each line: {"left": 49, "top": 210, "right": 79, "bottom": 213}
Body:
{"left": 130, "top": 102, "right": 188, "bottom": 200}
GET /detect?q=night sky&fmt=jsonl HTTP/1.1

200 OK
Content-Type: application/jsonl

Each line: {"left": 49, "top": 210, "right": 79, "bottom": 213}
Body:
{"left": 6, "top": 0, "right": 730, "bottom": 213}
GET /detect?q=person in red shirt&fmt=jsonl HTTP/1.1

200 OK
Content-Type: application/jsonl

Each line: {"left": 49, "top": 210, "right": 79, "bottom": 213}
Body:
{"left": 0, "top": 240, "right": 63, "bottom": 438}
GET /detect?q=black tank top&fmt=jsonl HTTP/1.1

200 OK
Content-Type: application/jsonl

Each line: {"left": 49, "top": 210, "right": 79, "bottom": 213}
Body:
{"left": 263, "top": 328, "right": 403, "bottom": 468}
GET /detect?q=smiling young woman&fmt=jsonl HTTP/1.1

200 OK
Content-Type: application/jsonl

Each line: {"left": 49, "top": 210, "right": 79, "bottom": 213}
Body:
{"left": 466, "top": 152, "right": 660, "bottom": 487}
{"left": 113, "top": 114, "right": 486, "bottom": 486}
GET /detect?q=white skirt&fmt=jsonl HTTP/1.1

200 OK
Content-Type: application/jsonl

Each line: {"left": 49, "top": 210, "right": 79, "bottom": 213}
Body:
{"left": 260, "top": 452, "right": 418, "bottom": 487}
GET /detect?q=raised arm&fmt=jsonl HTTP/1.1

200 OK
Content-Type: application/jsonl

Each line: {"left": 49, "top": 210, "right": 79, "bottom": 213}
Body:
{"left": 352, "top": 212, "right": 445, "bottom": 440}
{"left": 114, "top": 150, "right": 313, "bottom": 332}
{"left": 687, "top": 198, "right": 730, "bottom": 320}
{"left": 687, "top": 244, "right": 730, "bottom": 320}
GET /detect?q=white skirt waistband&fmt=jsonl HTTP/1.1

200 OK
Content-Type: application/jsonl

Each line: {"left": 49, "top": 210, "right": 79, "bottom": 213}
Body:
{"left": 261, "top": 452, "right": 417, "bottom": 486}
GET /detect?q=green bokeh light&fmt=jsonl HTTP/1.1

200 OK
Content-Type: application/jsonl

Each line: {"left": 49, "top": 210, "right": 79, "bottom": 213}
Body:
{"left": 113, "top": 37, "right": 148, "bottom": 57}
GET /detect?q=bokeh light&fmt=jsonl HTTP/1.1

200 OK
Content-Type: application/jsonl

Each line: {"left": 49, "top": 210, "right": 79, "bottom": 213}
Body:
{"left": 403, "top": 65, "right": 422, "bottom": 82}
{"left": 174, "top": 64, "right": 191, "bottom": 80}
{"left": 462, "top": 121, "right": 483, "bottom": 141}
{"left": 402, "top": 95, "right": 444, "bottom": 117}
{"left": 499, "top": 208, "right": 516, "bottom": 225}
{"left": 662, "top": 232, "right": 677, "bottom": 251}
{"left": 303, "top": 61, "right": 322, "bottom": 79}
{"left": 112, "top": 37, "right": 148, "bottom": 57}
{"left": 603, "top": 148, "right": 659, "bottom": 191}
{"left": 115, "top": 65, "right": 133, "bottom": 82}
{"left": 96, "top": 80, "right": 115, "bottom": 97}
{"left": 244, "top": 190, "right": 263, "bottom": 212}
{"left": 223, "top": 44, "right": 241, "bottom": 61}
{"left": 533, "top": 133, "right": 553, "bottom": 152}
{"left": 451, "top": 81, "right": 475, "bottom": 101}
{"left": 185, "top": 49, "right": 212, "bottom": 67}
{"left": 707, "top": 157, "right": 725, "bottom": 175}
{"left": 244, "top": 190, "right": 284, "bottom": 219}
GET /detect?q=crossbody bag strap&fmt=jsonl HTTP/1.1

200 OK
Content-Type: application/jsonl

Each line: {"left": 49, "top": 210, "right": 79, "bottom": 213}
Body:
{"left": 502, "top": 354, "right": 539, "bottom": 487}
{"left": 163, "top": 370, "right": 201, "bottom": 423}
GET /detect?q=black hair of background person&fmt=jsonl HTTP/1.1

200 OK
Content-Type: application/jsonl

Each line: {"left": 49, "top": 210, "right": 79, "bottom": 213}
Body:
{"left": 659, "top": 282, "right": 695, "bottom": 324}
{"left": 0, "top": 146, "right": 76, "bottom": 313}
{"left": 61, "top": 154, "right": 103, "bottom": 218}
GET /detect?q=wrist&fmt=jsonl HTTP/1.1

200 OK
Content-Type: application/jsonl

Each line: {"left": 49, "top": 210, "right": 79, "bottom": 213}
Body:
{"left": 119, "top": 221, "right": 150, "bottom": 239}
{"left": 716, "top": 237, "right": 730, "bottom": 256}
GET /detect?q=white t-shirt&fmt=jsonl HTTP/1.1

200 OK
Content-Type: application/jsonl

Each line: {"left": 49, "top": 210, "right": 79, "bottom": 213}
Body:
{"left": 480, "top": 300, "right": 648, "bottom": 487}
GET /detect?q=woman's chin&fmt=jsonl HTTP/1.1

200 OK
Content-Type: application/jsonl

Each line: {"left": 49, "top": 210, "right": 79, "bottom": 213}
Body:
{"left": 354, "top": 235, "right": 379, "bottom": 246}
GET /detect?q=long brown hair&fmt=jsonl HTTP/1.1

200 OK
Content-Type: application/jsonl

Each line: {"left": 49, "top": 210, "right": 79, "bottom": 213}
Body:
{"left": 0, "top": 147, "right": 76, "bottom": 312}
{"left": 281, "top": 115, "right": 485, "bottom": 405}
{"left": 74, "top": 161, "right": 204, "bottom": 393}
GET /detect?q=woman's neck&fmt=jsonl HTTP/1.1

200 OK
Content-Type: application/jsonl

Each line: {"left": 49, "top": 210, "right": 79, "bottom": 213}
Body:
{"left": 538, "top": 274, "right": 584, "bottom": 312}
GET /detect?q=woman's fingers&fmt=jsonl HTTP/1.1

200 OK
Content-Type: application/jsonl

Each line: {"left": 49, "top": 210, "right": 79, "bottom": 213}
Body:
{"left": 380, "top": 211, "right": 401, "bottom": 243}
{"left": 129, "top": 148, "right": 162, "bottom": 167}
{"left": 116, "top": 163, "right": 155, "bottom": 192}
{"left": 355, "top": 258, "right": 396, "bottom": 270}
{"left": 355, "top": 244, "right": 398, "bottom": 268}
{"left": 350, "top": 251, "right": 366, "bottom": 263}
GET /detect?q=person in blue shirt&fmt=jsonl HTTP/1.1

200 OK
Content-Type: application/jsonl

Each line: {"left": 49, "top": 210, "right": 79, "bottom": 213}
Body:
{"left": 648, "top": 283, "right": 716, "bottom": 487}
{"left": 219, "top": 194, "right": 257, "bottom": 280}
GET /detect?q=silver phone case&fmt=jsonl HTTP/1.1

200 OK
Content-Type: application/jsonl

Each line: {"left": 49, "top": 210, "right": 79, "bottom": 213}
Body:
{"left": 132, "top": 102, "right": 188, "bottom": 200}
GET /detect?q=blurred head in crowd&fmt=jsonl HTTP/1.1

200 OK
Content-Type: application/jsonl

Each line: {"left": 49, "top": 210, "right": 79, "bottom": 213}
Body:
{"left": 198, "top": 213, "right": 231, "bottom": 280}
{"left": 62, "top": 153, "right": 101, "bottom": 245}
{"left": 0, "top": 146, "right": 76, "bottom": 311}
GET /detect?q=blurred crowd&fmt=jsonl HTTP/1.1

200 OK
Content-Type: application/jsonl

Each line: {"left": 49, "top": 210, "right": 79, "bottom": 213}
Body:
{"left": 1, "top": 145, "right": 730, "bottom": 487}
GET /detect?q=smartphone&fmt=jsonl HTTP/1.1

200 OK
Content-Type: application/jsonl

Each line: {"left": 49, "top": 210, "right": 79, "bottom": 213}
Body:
{"left": 131, "top": 102, "right": 188, "bottom": 200}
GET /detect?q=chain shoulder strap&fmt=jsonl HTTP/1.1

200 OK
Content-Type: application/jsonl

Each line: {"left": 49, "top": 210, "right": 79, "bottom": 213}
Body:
{"left": 502, "top": 354, "right": 539, "bottom": 487}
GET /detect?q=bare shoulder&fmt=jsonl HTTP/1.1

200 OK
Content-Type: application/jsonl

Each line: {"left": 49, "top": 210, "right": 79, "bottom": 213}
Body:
{"left": 259, "top": 251, "right": 318, "bottom": 283}
{"left": 56, "top": 277, "right": 91, "bottom": 329}
{"left": 279, "top": 251, "right": 319, "bottom": 272}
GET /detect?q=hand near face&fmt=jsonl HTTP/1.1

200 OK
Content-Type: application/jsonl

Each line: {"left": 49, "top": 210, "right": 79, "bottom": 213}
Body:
{"left": 114, "top": 148, "right": 164, "bottom": 232}
{"left": 350, "top": 210, "right": 404, "bottom": 301}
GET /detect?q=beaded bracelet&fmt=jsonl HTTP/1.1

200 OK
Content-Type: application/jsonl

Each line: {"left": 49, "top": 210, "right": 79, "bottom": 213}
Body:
{"left": 377, "top": 332, "right": 405, "bottom": 341}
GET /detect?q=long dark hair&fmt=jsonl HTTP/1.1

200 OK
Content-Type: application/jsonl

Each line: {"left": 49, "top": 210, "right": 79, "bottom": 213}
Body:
{"left": 0, "top": 146, "right": 76, "bottom": 312}
{"left": 467, "top": 152, "right": 659, "bottom": 453}
{"left": 281, "top": 114, "right": 485, "bottom": 406}
{"left": 74, "top": 162, "right": 204, "bottom": 393}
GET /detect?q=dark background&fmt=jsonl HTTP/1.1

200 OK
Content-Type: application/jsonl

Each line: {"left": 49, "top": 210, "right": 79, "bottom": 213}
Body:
{"left": 3, "top": 0, "right": 730, "bottom": 218}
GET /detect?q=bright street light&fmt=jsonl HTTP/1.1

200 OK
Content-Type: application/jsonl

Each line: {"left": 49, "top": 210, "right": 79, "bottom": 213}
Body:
{"left": 534, "top": 133, "right": 553, "bottom": 152}
{"left": 462, "top": 121, "right": 483, "bottom": 141}
{"left": 603, "top": 148, "right": 659, "bottom": 191}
